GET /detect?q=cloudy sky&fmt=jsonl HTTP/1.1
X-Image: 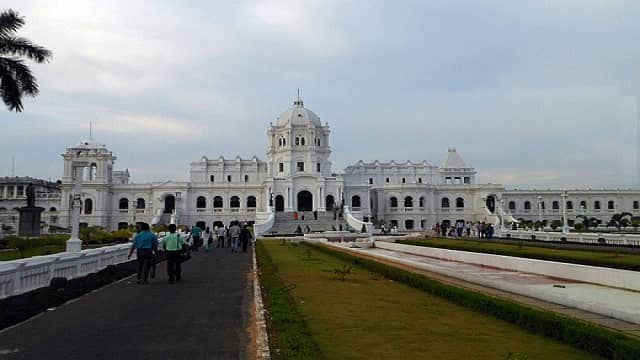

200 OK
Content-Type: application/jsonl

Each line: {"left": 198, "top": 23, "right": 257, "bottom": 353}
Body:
{"left": 1, "top": 0, "right": 639, "bottom": 188}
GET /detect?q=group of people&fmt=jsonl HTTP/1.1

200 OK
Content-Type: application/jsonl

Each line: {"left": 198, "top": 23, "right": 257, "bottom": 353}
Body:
{"left": 128, "top": 220, "right": 254, "bottom": 285}
{"left": 433, "top": 221, "right": 494, "bottom": 239}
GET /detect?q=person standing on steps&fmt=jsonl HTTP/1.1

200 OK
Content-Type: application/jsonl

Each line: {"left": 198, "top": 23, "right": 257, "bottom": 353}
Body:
{"left": 313, "top": 210, "right": 318, "bottom": 220}
{"left": 163, "top": 224, "right": 188, "bottom": 284}
{"left": 128, "top": 222, "right": 157, "bottom": 285}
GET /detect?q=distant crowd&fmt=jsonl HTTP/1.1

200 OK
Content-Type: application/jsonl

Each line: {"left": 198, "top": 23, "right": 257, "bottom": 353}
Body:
{"left": 127, "top": 221, "right": 253, "bottom": 285}
{"left": 433, "top": 221, "right": 494, "bottom": 239}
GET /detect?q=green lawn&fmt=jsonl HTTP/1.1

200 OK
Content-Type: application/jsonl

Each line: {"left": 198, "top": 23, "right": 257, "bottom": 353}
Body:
{"left": 258, "top": 240, "right": 596, "bottom": 360}
{"left": 0, "top": 244, "right": 114, "bottom": 261}
{"left": 398, "top": 237, "right": 640, "bottom": 271}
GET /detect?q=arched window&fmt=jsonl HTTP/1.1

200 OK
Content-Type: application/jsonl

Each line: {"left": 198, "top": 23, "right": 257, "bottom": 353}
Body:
{"left": 196, "top": 196, "right": 206, "bottom": 209}
{"left": 594, "top": 201, "right": 601, "bottom": 210}
{"left": 369, "top": 178, "right": 373, "bottom": 184}
{"left": 552, "top": 201, "right": 559, "bottom": 210}
{"left": 88, "top": 163, "right": 97, "bottom": 181}
{"left": 230, "top": 196, "right": 240, "bottom": 208}
{"left": 580, "top": 200, "right": 587, "bottom": 209}
{"left": 385, "top": 177, "right": 390, "bottom": 183}
{"left": 402, "top": 178, "right": 406, "bottom": 184}
{"left": 351, "top": 195, "right": 361, "bottom": 208}
{"left": 608, "top": 200, "right": 615, "bottom": 210}
{"left": 49, "top": 207, "right": 57, "bottom": 212}
{"left": 634, "top": 201, "right": 639, "bottom": 210}
{"left": 524, "top": 201, "right": 531, "bottom": 210}
{"left": 244, "top": 174, "right": 249, "bottom": 183}
{"left": 283, "top": 138, "right": 286, "bottom": 146}
{"left": 541, "top": 201, "right": 545, "bottom": 210}
{"left": 419, "top": 197, "right": 425, "bottom": 207}
{"left": 119, "top": 198, "right": 129, "bottom": 210}
{"left": 456, "top": 197, "right": 464, "bottom": 208}
{"left": 418, "top": 178, "right": 422, "bottom": 183}
{"left": 210, "top": 175, "right": 214, "bottom": 183}
{"left": 213, "top": 196, "right": 223, "bottom": 208}
{"left": 136, "top": 198, "right": 145, "bottom": 209}
{"left": 278, "top": 138, "right": 282, "bottom": 146}
{"left": 566, "top": 201, "right": 573, "bottom": 210}
{"left": 390, "top": 197, "right": 398, "bottom": 208}
{"left": 508, "top": 201, "right": 516, "bottom": 211}
{"left": 227, "top": 175, "right": 232, "bottom": 183}
{"left": 441, "top": 197, "right": 450, "bottom": 208}
{"left": 404, "top": 196, "right": 413, "bottom": 208}
{"left": 247, "top": 196, "right": 257, "bottom": 208}
{"left": 301, "top": 137, "right": 305, "bottom": 146}
{"left": 84, "top": 199, "right": 93, "bottom": 214}
{"left": 295, "top": 137, "right": 300, "bottom": 146}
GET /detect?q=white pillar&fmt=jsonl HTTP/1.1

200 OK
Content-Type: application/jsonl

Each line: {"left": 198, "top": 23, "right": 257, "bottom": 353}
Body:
{"left": 561, "top": 191, "right": 569, "bottom": 234}
{"left": 66, "top": 166, "right": 83, "bottom": 252}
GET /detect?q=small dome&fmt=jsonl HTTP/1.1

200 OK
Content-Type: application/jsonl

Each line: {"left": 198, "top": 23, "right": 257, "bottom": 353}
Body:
{"left": 276, "top": 98, "right": 321, "bottom": 127}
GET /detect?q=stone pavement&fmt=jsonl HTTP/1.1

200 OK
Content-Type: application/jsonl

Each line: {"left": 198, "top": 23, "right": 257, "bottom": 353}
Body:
{"left": 0, "top": 247, "right": 254, "bottom": 360}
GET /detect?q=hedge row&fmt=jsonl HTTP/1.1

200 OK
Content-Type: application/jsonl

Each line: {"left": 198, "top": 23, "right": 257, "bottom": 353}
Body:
{"left": 255, "top": 241, "right": 324, "bottom": 360}
{"left": 305, "top": 242, "right": 640, "bottom": 360}
{"left": 398, "top": 239, "right": 640, "bottom": 272}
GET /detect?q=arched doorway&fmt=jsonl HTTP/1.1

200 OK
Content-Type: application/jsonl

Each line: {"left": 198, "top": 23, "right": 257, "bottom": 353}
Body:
{"left": 326, "top": 195, "right": 335, "bottom": 211}
{"left": 486, "top": 195, "right": 496, "bottom": 213}
{"left": 275, "top": 195, "right": 285, "bottom": 212}
{"left": 297, "top": 190, "right": 313, "bottom": 211}
{"left": 164, "top": 195, "right": 175, "bottom": 213}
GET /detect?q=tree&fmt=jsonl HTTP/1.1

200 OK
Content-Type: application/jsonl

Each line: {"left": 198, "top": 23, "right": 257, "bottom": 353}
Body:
{"left": 609, "top": 212, "right": 633, "bottom": 230}
{"left": 0, "top": 9, "right": 52, "bottom": 112}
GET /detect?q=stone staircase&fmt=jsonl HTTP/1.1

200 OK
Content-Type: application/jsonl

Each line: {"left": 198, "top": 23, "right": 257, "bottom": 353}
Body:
{"left": 267, "top": 211, "right": 348, "bottom": 235}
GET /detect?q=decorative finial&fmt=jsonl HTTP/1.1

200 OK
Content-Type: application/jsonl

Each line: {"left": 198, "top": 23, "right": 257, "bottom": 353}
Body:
{"left": 293, "top": 88, "right": 304, "bottom": 107}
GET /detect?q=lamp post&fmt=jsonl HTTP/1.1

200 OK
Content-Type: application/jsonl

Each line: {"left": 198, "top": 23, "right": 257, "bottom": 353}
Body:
{"left": 175, "top": 191, "right": 182, "bottom": 226}
{"left": 560, "top": 191, "right": 569, "bottom": 234}
{"left": 132, "top": 199, "right": 138, "bottom": 226}
{"left": 537, "top": 196, "right": 543, "bottom": 224}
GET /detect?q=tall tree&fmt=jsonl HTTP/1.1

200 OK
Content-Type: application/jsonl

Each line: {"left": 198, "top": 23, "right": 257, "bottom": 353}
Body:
{"left": 0, "top": 9, "right": 52, "bottom": 112}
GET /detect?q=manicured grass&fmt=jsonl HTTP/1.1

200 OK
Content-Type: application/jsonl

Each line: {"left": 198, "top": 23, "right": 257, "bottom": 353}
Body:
{"left": 257, "top": 240, "right": 597, "bottom": 360}
{"left": 398, "top": 237, "right": 640, "bottom": 271}
{"left": 0, "top": 245, "right": 66, "bottom": 261}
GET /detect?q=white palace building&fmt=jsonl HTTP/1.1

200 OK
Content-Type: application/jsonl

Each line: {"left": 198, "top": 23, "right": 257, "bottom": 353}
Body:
{"left": 1, "top": 96, "right": 640, "bottom": 234}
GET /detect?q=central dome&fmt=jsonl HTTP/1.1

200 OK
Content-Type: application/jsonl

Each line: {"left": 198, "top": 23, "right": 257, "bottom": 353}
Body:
{"left": 276, "top": 98, "right": 322, "bottom": 127}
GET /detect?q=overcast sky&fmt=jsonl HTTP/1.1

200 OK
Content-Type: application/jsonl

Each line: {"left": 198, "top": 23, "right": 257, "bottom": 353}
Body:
{"left": 2, "top": 0, "right": 639, "bottom": 189}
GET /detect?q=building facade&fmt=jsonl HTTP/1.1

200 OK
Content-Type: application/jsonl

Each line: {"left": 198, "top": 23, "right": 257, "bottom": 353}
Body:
{"left": 1, "top": 97, "right": 639, "bottom": 233}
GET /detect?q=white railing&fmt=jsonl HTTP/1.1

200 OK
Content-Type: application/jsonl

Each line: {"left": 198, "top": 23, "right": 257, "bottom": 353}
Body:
{"left": 499, "top": 229, "right": 640, "bottom": 247}
{"left": 254, "top": 206, "right": 275, "bottom": 235}
{"left": 0, "top": 243, "right": 134, "bottom": 300}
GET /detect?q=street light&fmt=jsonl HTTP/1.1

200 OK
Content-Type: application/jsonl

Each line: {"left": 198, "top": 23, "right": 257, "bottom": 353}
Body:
{"left": 132, "top": 199, "right": 138, "bottom": 225}
{"left": 175, "top": 191, "right": 182, "bottom": 226}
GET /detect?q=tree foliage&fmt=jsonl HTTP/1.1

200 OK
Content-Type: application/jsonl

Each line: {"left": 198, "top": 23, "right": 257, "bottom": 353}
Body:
{"left": 0, "top": 9, "right": 52, "bottom": 112}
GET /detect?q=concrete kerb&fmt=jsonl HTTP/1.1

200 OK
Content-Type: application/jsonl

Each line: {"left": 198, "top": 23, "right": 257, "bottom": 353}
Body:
{"left": 253, "top": 244, "right": 271, "bottom": 360}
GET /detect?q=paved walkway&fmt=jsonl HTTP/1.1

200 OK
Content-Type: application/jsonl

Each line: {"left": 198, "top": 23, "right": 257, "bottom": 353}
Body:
{"left": 0, "top": 247, "right": 254, "bottom": 360}
{"left": 325, "top": 242, "right": 640, "bottom": 338}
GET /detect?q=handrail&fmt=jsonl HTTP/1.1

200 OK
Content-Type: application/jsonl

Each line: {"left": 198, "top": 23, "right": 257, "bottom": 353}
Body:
{"left": 253, "top": 206, "right": 275, "bottom": 235}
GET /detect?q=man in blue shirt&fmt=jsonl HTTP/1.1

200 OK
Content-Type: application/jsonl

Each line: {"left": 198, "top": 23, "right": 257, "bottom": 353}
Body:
{"left": 190, "top": 225, "right": 202, "bottom": 251}
{"left": 128, "top": 222, "right": 158, "bottom": 284}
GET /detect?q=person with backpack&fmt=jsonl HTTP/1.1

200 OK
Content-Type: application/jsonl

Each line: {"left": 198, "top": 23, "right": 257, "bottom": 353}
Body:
{"left": 163, "top": 224, "right": 188, "bottom": 284}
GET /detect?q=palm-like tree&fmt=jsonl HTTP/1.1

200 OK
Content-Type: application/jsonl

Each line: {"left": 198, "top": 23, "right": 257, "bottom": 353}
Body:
{"left": 0, "top": 9, "right": 52, "bottom": 112}
{"left": 609, "top": 212, "right": 633, "bottom": 230}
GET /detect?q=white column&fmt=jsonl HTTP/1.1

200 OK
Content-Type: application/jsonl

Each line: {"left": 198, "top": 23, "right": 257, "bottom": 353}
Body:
{"left": 561, "top": 191, "right": 569, "bottom": 234}
{"left": 66, "top": 166, "right": 83, "bottom": 252}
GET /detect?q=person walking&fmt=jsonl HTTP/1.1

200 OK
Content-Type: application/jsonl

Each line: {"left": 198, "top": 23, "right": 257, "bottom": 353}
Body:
{"left": 240, "top": 223, "right": 252, "bottom": 253}
{"left": 226, "top": 225, "right": 232, "bottom": 247}
{"left": 229, "top": 221, "right": 242, "bottom": 252}
{"left": 128, "top": 222, "right": 157, "bottom": 285}
{"left": 216, "top": 226, "right": 225, "bottom": 248}
{"left": 191, "top": 225, "right": 202, "bottom": 251}
{"left": 204, "top": 226, "right": 212, "bottom": 251}
{"left": 163, "top": 224, "right": 188, "bottom": 284}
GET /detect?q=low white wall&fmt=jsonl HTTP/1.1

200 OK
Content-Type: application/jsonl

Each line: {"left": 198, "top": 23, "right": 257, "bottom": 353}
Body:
{"left": 0, "top": 243, "right": 134, "bottom": 300}
{"left": 501, "top": 229, "right": 640, "bottom": 247}
{"left": 377, "top": 242, "right": 640, "bottom": 292}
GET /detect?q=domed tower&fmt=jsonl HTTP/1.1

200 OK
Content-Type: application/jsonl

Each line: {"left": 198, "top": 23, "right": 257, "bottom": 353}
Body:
{"left": 265, "top": 95, "right": 339, "bottom": 213}
{"left": 267, "top": 95, "right": 332, "bottom": 177}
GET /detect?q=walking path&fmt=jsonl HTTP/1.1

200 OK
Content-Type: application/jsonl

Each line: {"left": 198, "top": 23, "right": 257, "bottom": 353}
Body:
{"left": 324, "top": 242, "right": 640, "bottom": 339}
{"left": 0, "top": 247, "right": 254, "bottom": 360}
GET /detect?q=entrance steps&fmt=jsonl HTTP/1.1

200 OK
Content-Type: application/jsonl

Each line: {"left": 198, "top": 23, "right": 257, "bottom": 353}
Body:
{"left": 268, "top": 211, "right": 349, "bottom": 235}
